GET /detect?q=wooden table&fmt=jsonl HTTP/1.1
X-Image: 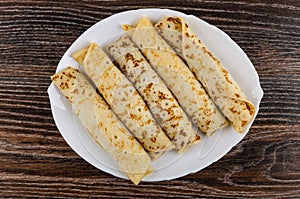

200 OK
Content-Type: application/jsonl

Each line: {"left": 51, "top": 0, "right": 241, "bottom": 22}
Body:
{"left": 1, "top": 1, "right": 299, "bottom": 198}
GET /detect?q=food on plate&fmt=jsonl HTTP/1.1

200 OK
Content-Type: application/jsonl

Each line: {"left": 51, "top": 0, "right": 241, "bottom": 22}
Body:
{"left": 122, "top": 17, "right": 228, "bottom": 136}
{"left": 155, "top": 17, "right": 255, "bottom": 132}
{"left": 72, "top": 43, "right": 175, "bottom": 160}
{"left": 51, "top": 67, "right": 152, "bottom": 185}
{"left": 106, "top": 35, "right": 200, "bottom": 153}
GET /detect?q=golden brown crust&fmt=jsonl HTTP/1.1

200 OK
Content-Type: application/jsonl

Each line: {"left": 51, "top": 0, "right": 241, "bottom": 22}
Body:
{"left": 51, "top": 67, "right": 152, "bottom": 185}
{"left": 155, "top": 16, "right": 255, "bottom": 133}
{"left": 123, "top": 17, "right": 228, "bottom": 136}
{"left": 73, "top": 43, "right": 174, "bottom": 159}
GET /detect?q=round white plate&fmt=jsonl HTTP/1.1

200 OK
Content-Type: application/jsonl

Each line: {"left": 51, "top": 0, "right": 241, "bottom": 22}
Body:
{"left": 48, "top": 8, "right": 264, "bottom": 182}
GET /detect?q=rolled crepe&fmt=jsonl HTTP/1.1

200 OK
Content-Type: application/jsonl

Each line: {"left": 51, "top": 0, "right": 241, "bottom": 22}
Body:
{"left": 51, "top": 67, "right": 152, "bottom": 185}
{"left": 106, "top": 35, "right": 200, "bottom": 153}
{"left": 72, "top": 43, "right": 174, "bottom": 160}
{"left": 155, "top": 17, "right": 255, "bottom": 133}
{"left": 123, "top": 17, "right": 228, "bottom": 136}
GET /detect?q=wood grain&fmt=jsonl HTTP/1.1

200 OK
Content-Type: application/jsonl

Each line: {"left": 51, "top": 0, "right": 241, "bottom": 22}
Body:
{"left": 0, "top": 0, "right": 299, "bottom": 198}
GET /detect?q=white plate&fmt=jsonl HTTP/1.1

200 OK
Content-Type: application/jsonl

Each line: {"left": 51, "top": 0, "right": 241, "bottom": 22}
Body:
{"left": 48, "top": 8, "right": 263, "bottom": 182}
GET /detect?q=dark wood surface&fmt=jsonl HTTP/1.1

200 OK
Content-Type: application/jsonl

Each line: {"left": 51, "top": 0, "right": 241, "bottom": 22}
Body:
{"left": 1, "top": 0, "right": 299, "bottom": 198}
